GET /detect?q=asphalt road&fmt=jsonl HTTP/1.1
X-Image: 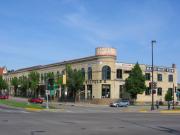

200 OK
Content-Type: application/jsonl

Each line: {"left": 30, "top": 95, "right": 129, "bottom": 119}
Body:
{"left": 0, "top": 106, "right": 180, "bottom": 135}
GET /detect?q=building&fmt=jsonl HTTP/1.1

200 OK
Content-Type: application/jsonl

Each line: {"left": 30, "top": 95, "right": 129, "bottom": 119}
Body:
{"left": 3, "top": 47, "right": 178, "bottom": 104}
{"left": 0, "top": 66, "right": 7, "bottom": 76}
{"left": 177, "top": 83, "right": 180, "bottom": 101}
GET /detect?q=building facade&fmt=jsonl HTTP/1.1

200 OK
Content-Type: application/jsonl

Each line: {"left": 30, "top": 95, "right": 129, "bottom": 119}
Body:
{"left": 3, "top": 47, "right": 178, "bottom": 104}
{"left": 0, "top": 66, "right": 7, "bottom": 76}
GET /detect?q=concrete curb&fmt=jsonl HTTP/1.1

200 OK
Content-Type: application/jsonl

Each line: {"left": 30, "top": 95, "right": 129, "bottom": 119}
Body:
{"left": 160, "top": 110, "right": 180, "bottom": 113}
{"left": 43, "top": 109, "right": 65, "bottom": 112}
{"left": 25, "top": 108, "right": 43, "bottom": 112}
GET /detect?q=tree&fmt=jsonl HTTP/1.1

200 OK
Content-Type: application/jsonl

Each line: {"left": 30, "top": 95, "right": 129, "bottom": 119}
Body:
{"left": 11, "top": 77, "right": 19, "bottom": 96}
{"left": 125, "top": 62, "right": 146, "bottom": 100}
{"left": 28, "top": 71, "right": 40, "bottom": 98}
{"left": 18, "top": 76, "right": 29, "bottom": 97}
{"left": 66, "top": 65, "right": 84, "bottom": 102}
{"left": 165, "top": 90, "right": 172, "bottom": 102}
{"left": 0, "top": 75, "right": 8, "bottom": 92}
{"left": 165, "top": 90, "right": 173, "bottom": 110}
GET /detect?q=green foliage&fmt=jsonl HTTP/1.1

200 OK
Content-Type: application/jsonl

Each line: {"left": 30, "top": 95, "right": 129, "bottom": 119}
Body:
{"left": 66, "top": 65, "right": 84, "bottom": 101}
{"left": 0, "top": 75, "right": 8, "bottom": 90}
{"left": 19, "top": 76, "right": 29, "bottom": 96}
{"left": 165, "top": 90, "right": 173, "bottom": 101}
{"left": 56, "top": 75, "right": 63, "bottom": 85}
{"left": 47, "top": 72, "right": 54, "bottom": 80}
{"left": 11, "top": 77, "right": 19, "bottom": 96}
{"left": 11, "top": 77, "right": 19, "bottom": 89}
{"left": 28, "top": 71, "right": 40, "bottom": 97}
{"left": 125, "top": 62, "right": 146, "bottom": 99}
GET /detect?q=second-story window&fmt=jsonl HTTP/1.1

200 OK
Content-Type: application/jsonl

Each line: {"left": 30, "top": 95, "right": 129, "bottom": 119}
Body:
{"left": 88, "top": 67, "right": 92, "bottom": 80}
{"left": 168, "top": 74, "right": 173, "bottom": 82}
{"left": 145, "top": 73, "right": 151, "bottom": 80}
{"left": 81, "top": 68, "right": 85, "bottom": 79}
{"left": 157, "top": 74, "right": 162, "bottom": 81}
{"left": 116, "top": 69, "right": 122, "bottom": 79}
{"left": 102, "top": 65, "right": 111, "bottom": 80}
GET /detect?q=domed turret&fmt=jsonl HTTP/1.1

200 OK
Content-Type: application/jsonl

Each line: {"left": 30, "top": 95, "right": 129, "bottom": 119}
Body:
{"left": 95, "top": 47, "right": 117, "bottom": 57}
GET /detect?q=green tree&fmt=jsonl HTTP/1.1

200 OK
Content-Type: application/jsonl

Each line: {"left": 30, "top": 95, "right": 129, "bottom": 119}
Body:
{"left": 11, "top": 77, "right": 19, "bottom": 96}
{"left": 125, "top": 62, "right": 146, "bottom": 100}
{"left": 165, "top": 90, "right": 172, "bottom": 102}
{"left": 19, "top": 76, "right": 29, "bottom": 97}
{"left": 28, "top": 71, "right": 40, "bottom": 98}
{"left": 66, "top": 65, "right": 84, "bottom": 102}
{"left": 0, "top": 75, "right": 8, "bottom": 91}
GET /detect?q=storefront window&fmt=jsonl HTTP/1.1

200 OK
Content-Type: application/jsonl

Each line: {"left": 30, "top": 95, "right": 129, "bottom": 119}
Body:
{"left": 102, "top": 84, "right": 110, "bottom": 98}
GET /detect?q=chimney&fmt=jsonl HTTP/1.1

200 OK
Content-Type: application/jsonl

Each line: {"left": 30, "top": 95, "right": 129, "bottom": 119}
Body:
{"left": 172, "top": 64, "right": 176, "bottom": 68}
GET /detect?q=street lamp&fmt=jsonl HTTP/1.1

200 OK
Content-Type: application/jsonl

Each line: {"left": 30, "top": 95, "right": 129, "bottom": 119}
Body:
{"left": 151, "top": 40, "right": 156, "bottom": 110}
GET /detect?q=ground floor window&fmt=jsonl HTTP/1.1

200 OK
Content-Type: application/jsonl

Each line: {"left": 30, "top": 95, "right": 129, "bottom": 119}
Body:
{"left": 80, "top": 85, "right": 85, "bottom": 100}
{"left": 87, "top": 85, "right": 92, "bottom": 100}
{"left": 157, "top": 87, "right": 162, "bottom": 96}
{"left": 145, "top": 87, "right": 151, "bottom": 95}
{"left": 119, "top": 85, "right": 123, "bottom": 98}
{"left": 102, "top": 84, "right": 110, "bottom": 98}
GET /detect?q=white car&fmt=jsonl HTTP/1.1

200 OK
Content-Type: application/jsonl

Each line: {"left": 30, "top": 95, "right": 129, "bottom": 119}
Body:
{"left": 110, "top": 100, "right": 130, "bottom": 107}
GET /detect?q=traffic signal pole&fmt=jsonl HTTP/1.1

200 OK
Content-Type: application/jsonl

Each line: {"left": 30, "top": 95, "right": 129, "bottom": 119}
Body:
{"left": 151, "top": 40, "right": 156, "bottom": 111}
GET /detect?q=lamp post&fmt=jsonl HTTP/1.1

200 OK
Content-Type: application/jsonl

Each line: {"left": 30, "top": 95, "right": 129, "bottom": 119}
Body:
{"left": 151, "top": 40, "right": 156, "bottom": 110}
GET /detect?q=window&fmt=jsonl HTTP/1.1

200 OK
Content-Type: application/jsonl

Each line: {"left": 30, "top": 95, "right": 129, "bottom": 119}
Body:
{"left": 145, "top": 87, "right": 151, "bottom": 95}
{"left": 157, "top": 87, "right": 162, "bottom": 96}
{"left": 145, "top": 73, "right": 151, "bottom": 80}
{"left": 119, "top": 85, "right": 123, "bottom": 98}
{"left": 102, "top": 84, "right": 110, "bottom": 98}
{"left": 157, "top": 74, "right": 162, "bottom": 81}
{"left": 117, "top": 69, "right": 122, "bottom": 79}
{"left": 87, "top": 85, "right": 92, "bottom": 100}
{"left": 88, "top": 67, "right": 92, "bottom": 80}
{"left": 81, "top": 68, "right": 85, "bottom": 79}
{"left": 102, "top": 66, "right": 111, "bottom": 80}
{"left": 168, "top": 75, "right": 173, "bottom": 82}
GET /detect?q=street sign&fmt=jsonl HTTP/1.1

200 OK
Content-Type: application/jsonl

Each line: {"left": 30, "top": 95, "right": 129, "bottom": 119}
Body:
{"left": 63, "top": 75, "right": 66, "bottom": 85}
{"left": 46, "top": 90, "right": 50, "bottom": 95}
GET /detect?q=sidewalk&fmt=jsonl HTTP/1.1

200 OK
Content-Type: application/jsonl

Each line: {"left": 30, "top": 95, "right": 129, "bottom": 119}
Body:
{"left": 7, "top": 97, "right": 180, "bottom": 113}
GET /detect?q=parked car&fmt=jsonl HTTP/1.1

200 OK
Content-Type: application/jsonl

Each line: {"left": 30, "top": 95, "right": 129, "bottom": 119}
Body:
{"left": 28, "top": 98, "right": 43, "bottom": 104}
{"left": 110, "top": 99, "right": 130, "bottom": 107}
{"left": 0, "top": 95, "right": 9, "bottom": 99}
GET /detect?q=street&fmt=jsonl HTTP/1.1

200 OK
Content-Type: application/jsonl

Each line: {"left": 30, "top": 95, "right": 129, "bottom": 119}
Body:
{"left": 0, "top": 105, "right": 180, "bottom": 135}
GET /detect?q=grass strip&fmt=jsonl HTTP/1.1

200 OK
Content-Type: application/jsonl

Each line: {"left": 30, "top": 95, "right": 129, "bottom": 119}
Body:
{"left": 0, "top": 99, "right": 44, "bottom": 109}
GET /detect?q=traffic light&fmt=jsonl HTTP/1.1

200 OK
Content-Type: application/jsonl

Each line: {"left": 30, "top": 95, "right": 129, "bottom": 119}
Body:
{"left": 152, "top": 89, "right": 156, "bottom": 94}
{"left": 152, "top": 82, "right": 157, "bottom": 89}
{"left": 149, "top": 82, "right": 157, "bottom": 89}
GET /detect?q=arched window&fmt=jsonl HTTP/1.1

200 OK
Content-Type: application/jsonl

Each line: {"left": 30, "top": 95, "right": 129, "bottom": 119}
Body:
{"left": 102, "top": 65, "right": 111, "bottom": 80}
{"left": 88, "top": 67, "right": 92, "bottom": 80}
{"left": 81, "top": 68, "right": 85, "bottom": 79}
{"left": 157, "top": 87, "right": 162, "bottom": 96}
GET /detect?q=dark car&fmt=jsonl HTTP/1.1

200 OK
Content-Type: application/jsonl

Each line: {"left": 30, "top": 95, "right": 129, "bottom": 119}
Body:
{"left": 0, "top": 95, "right": 9, "bottom": 99}
{"left": 110, "top": 99, "right": 130, "bottom": 107}
{"left": 28, "top": 98, "right": 43, "bottom": 104}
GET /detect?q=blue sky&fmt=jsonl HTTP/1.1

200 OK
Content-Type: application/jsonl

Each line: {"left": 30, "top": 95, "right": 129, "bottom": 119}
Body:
{"left": 0, "top": 0, "right": 179, "bottom": 82}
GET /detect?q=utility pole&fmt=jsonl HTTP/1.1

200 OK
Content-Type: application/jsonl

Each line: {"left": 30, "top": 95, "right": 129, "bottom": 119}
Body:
{"left": 151, "top": 40, "right": 156, "bottom": 110}
{"left": 172, "top": 83, "right": 175, "bottom": 109}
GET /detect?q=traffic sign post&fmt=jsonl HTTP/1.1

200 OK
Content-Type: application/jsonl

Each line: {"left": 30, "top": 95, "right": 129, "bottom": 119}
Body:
{"left": 46, "top": 90, "right": 50, "bottom": 109}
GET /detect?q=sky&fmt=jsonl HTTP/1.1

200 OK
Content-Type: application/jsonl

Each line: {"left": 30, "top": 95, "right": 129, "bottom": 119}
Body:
{"left": 0, "top": 0, "right": 180, "bottom": 82}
